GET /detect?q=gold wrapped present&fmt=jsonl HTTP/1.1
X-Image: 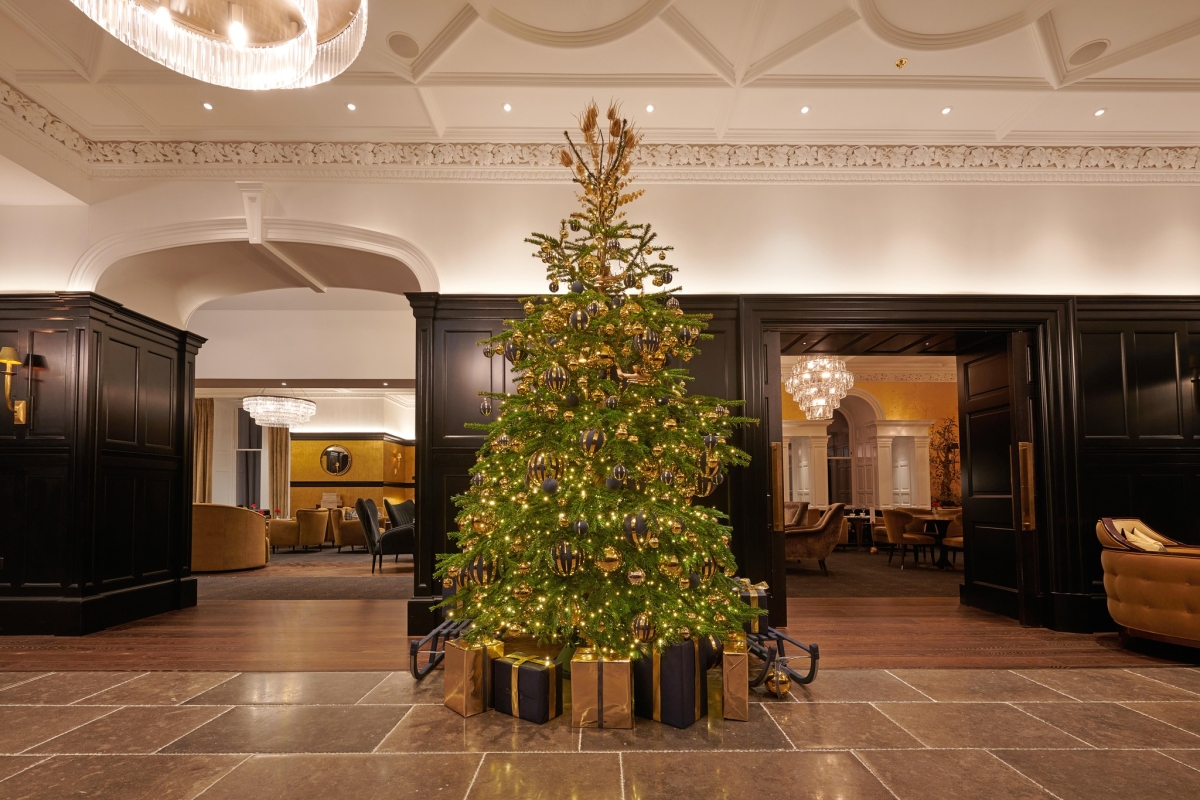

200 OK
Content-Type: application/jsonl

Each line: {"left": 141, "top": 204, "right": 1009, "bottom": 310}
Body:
{"left": 571, "top": 649, "right": 633, "bottom": 729}
{"left": 722, "top": 633, "right": 749, "bottom": 721}
{"left": 444, "top": 638, "right": 504, "bottom": 717}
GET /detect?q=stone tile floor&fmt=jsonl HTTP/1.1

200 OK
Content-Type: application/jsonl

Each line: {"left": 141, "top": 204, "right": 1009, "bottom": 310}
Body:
{"left": 0, "top": 667, "right": 1197, "bottom": 798}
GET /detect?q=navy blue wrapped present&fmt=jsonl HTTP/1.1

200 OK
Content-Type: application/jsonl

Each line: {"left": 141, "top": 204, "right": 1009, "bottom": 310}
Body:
{"left": 633, "top": 639, "right": 708, "bottom": 729}
{"left": 492, "top": 653, "right": 563, "bottom": 724}
{"left": 738, "top": 579, "right": 770, "bottom": 634}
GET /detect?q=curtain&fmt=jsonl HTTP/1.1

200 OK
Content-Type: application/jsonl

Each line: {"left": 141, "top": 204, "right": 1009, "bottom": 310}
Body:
{"left": 193, "top": 398, "right": 215, "bottom": 503}
{"left": 268, "top": 426, "right": 291, "bottom": 519}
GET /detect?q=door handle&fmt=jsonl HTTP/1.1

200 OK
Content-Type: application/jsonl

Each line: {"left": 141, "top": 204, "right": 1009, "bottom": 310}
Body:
{"left": 771, "top": 442, "right": 783, "bottom": 532}
{"left": 1018, "top": 441, "right": 1035, "bottom": 531}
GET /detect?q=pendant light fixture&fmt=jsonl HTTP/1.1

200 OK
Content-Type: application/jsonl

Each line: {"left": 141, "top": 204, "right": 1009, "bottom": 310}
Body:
{"left": 785, "top": 356, "right": 854, "bottom": 421}
{"left": 242, "top": 394, "right": 317, "bottom": 428}
{"left": 67, "top": 0, "right": 368, "bottom": 91}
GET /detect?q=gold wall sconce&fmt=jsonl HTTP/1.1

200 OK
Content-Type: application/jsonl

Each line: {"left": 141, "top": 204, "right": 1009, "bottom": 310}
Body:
{"left": 0, "top": 347, "right": 26, "bottom": 425}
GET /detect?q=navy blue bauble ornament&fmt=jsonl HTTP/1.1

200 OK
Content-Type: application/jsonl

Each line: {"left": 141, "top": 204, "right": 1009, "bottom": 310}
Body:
{"left": 574, "top": 520, "right": 589, "bottom": 536}
{"left": 656, "top": 396, "right": 670, "bottom": 406}
{"left": 612, "top": 464, "right": 627, "bottom": 481}
{"left": 503, "top": 341, "right": 522, "bottom": 363}
{"left": 703, "top": 433, "right": 719, "bottom": 450}
{"left": 549, "top": 281, "right": 560, "bottom": 292}
{"left": 480, "top": 398, "right": 493, "bottom": 416}
{"left": 542, "top": 477, "right": 559, "bottom": 494}
{"left": 470, "top": 473, "right": 485, "bottom": 488}
{"left": 565, "top": 392, "right": 579, "bottom": 407}
{"left": 570, "top": 281, "right": 585, "bottom": 294}
{"left": 605, "top": 395, "right": 618, "bottom": 409}
{"left": 663, "top": 272, "right": 673, "bottom": 284}
{"left": 605, "top": 477, "right": 623, "bottom": 490}
{"left": 612, "top": 294, "right": 625, "bottom": 308}
{"left": 568, "top": 309, "right": 590, "bottom": 330}
{"left": 624, "top": 272, "right": 639, "bottom": 289}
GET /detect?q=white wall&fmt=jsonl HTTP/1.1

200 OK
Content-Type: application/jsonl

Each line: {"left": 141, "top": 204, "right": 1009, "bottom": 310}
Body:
{"left": 0, "top": 206, "right": 88, "bottom": 291}
{"left": 286, "top": 394, "right": 415, "bottom": 440}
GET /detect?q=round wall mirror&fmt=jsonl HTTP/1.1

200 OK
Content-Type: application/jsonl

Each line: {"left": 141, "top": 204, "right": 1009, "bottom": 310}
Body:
{"left": 320, "top": 445, "right": 353, "bottom": 476}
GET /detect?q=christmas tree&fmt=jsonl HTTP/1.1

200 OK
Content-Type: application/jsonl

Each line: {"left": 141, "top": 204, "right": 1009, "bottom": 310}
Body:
{"left": 438, "top": 101, "right": 759, "bottom": 657}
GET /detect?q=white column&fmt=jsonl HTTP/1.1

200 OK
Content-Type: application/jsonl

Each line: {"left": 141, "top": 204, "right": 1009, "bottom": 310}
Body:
{"left": 873, "top": 435, "right": 894, "bottom": 509}
{"left": 210, "top": 397, "right": 240, "bottom": 506}
{"left": 912, "top": 434, "right": 933, "bottom": 509}
{"left": 809, "top": 434, "right": 830, "bottom": 507}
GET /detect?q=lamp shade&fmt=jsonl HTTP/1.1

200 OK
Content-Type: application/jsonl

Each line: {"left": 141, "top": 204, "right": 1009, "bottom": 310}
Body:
{"left": 0, "top": 347, "right": 19, "bottom": 366}
{"left": 23, "top": 354, "right": 48, "bottom": 370}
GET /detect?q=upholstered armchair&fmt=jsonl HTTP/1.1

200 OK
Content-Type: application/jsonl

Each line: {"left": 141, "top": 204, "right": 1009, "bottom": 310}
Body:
{"left": 356, "top": 498, "right": 414, "bottom": 574}
{"left": 881, "top": 508, "right": 935, "bottom": 569}
{"left": 1097, "top": 518, "right": 1200, "bottom": 648}
{"left": 941, "top": 513, "right": 964, "bottom": 566}
{"left": 331, "top": 508, "right": 368, "bottom": 552}
{"left": 782, "top": 501, "right": 810, "bottom": 532}
{"left": 383, "top": 499, "right": 417, "bottom": 563}
{"left": 269, "top": 508, "right": 329, "bottom": 552}
{"left": 192, "top": 504, "right": 269, "bottom": 572}
{"left": 783, "top": 503, "right": 845, "bottom": 575}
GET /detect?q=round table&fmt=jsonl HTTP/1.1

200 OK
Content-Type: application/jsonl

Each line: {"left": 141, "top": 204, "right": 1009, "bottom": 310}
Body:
{"left": 905, "top": 509, "right": 960, "bottom": 569}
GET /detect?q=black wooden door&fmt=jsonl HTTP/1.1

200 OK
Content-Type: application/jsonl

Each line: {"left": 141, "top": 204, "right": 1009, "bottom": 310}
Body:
{"left": 763, "top": 331, "right": 787, "bottom": 626}
{"left": 957, "top": 338, "right": 1021, "bottom": 620}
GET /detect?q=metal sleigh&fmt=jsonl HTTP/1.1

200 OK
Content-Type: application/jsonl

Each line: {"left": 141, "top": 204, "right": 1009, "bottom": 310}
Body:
{"left": 746, "top": 627, "right": 820, "bottom": 694}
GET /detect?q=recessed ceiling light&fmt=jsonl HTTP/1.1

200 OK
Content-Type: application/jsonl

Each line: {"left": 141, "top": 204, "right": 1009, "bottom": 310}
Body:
{"left": 800, "top": 105, "right": 810, "bottom": 114}
{"left": 1094, "top": 108, "right": 1106, "bottom": 116}
{"left": 503, "top": 103, "right": 512, "bottom": 112}
{"left": 645, "top": 104, "right": 654, "bottom": 113}
{"left": 1069, "top": 39, "right": 1109, "bottom": 66}
{"left": 387, "top": 32, "right": 420, "bottom": 59}
{"left": 346, "top": 103, "right": 356, "bottom": 111}
{"left": 941, "top": 106, "right": 952, "bottom": 115}
{"left": 202, "top": 102, "right": 213, "bottom": 110}
{"left": 281, "top": 382, "right": 287, "bottom": 386}
{"left": 383, "top": 382, "right": 389, "bottom": 386}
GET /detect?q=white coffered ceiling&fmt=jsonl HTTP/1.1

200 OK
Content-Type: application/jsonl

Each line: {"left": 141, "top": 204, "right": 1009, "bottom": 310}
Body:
{"left": 1, "top": 0, "right": 1199, "bottom": 148}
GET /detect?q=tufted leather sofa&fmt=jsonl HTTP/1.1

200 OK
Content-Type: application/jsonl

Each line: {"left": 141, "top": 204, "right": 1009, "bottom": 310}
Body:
{"left": 1096, "top": 518, "right": 1200, "bottom": 648}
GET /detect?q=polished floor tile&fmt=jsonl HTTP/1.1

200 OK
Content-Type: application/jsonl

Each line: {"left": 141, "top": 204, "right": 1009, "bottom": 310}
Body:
{"left": 0, "top": 706, "right": 115, "bottom": 754}
{"left": 79, "top": 672, "right": 238, "bottom": 706}
{"left": 163, "top": 705, "right": 409, "bottom": 754}
{"left": 994, "top": 748, "right": 1200, "bottom": 800}
{"left": 1159, "top": 749, "right": 1200, "bottom": 769}
{"left": 29, "top": 705, "right": 229, "bottom": 754}
{"left": 185, "top": 672, "right": 389, "bottom": 706}
{"left": 856, "top": 748, "right": 1053, "bottom": 800}
{"left": 876, "top": 703, "right": 1083, "bottom": 749}
{"left": 766, "top": 703, "right": 923, "bottom": 749}
{"left": 1127, "top": 668, "right": 1200, "bottom": 695}
{"left": 199, "top": 754, "right": 481, "bottom": 799}
{"left": 0, "top": 754, "right": 245, "bottom": 800}
{"left": 0, "top": 755, "right": 45, "bottom": 781}
{"left": 1017, "top": 701, "right": 1200, "bottom": 748}
{"left": 1119, "top": 701, "right": 1200, "bottom": 735}
{"left": 0, "top": 672, "right": 142, "bottom": 705}
{"left": 357, "top": 671, "right": 444, "bottom": 705}
{"left": 0, "top": 674, "right": 45, "bottom": 693}
{"left": 623, "top": 750, "right": 894, "bottom": 799}
{"left": 377, "top": 703, "right": 578, "bottom": 753}
{"left": 580, "top": 706, "right": 792, "bottom": 751}
{"left": 468, "top": 753, "right": 621, "bottom": 800}
{"left": 789, "top": 669, "right": 929, "bottom": 703}
{"left": 890, "top": 670, "right": 1070, "bottom": 702}
{"left": 1015, "top": 669, "right": 1199, "bottom": 701}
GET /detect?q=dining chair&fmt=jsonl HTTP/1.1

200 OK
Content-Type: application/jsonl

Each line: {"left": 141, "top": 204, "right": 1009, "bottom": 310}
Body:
{"left": 881, "top": 509, "right": 934, "bottom": 569}
{"left": 941, "top": 512, "right": 964, "bottom": 567}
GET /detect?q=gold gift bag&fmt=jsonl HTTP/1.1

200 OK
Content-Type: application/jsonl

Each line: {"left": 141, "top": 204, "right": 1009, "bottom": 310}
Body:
{"left": 722, "top": 634, "right": 749, "bottom": 721}
{"left": 444, "top": 638, "right": 504, "bottom": 717}
{"left": 571, "top": 649, "right": 633, "bottom": 729}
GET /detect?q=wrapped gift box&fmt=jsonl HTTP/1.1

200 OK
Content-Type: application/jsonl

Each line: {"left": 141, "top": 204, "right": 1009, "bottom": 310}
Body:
{"left": 738, "top": 579, "right": 770, "bottom": 634}
{"left": 722, "top": 634, "right": 750, "bottom": 721}
{"left": 633, "top": 639, "right": 708, "bottom": 729}
{"left": 492, "top": 653, "right": 563, "bottom": 724}
{"left": 443, "top": 638, "right": 504, "bottom": 717}
{"left": 571, "top": 649, "right": 634, "bottom": 729}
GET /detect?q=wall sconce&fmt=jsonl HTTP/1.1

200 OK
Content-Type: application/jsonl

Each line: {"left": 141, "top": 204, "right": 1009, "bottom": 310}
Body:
{"left": 0, "top": 347, "right": 25, "bottom": 425}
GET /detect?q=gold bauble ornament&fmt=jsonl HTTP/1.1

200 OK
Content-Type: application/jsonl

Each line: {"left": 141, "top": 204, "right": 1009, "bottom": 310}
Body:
{"left": 511, "top": 539, "right": 526, "bottom": 553}
{"left": 605, "top": 324, "right": 616, "bottom": 335}
{"left": 629, "top": 435, "right": 639, "bottom": 444}
{"left": 516, "top": 562, "right": 530, "bottom": 575}
{"left": 632, "top": 612, "right": 656, "bottom": 642}
{"left": 564, "top": 410, "right": 575, "bottom": 422}
{"left": 513, "top": 583, "right": 533, "bottom": 601}
{"left": 558, "top": 513, "right": 570, "bottom": 528}
{"left": 557, "top": 496, "right": 567, "bottom": 507}
{"left": 517, "top": 492, "right": 528, "bottom": 503}
{"left": 658, "top": 251, "right": 667, "bottom": 261}
{"left": 682, "top": 352, "right": 693, "bottom": 361}
{"left": 626, "top": 568, "right": 646, "bottom": 585}
{"left": 679, "top": 627, "right": 691, "bottom": 639}
{"left": 523, "top": 301, "right": 535, "bottom": 314}
{"left": 678, "top": 576, "right": 690, "bottom": 588}
{"left": 714, "top": 612, "right": 727, "bottom": 622}
{"left": 473, "top": 516, "right": 494, "bottom": 534}
{"left": 648, "top": 534, "right": 660, "bottom": 548}
{"left": 659, "top": 555, "right": 682, "bottom": 577}
{"left": 615, "top": 423, "right": 628, "bottom": 440}
{"left": 545, "top": 406, "right": 558, "bottom": 419}
{"left": 621, "top": 345, "right": 633, "bottom": 357}
{"left": 652, "top": 276, "right": 663, "bottom": 287}
{"left": 595, "top": 546, "right": 622, "bottom": 573}
{"left": 652, "top": 445, "right": 664, "bottom": 457}
{"left": 664, "top": 418, "right": 677, "bottom": 431}
{"left": 669, "top": 519, "right": 683, "bottom": 535}
{"left": 765, "top": 669, "right": 791, "bottom": 696}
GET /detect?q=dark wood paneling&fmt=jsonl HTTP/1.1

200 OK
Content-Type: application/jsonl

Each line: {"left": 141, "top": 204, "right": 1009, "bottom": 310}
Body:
{"left": 100, "top": 474, "right": 137, "bottom": 583}
{"left": 1079, "top": 332, "right": 1127, "bottom": 438}
{"left": 137, "top": 475, "right": 173, "bottom": 578}
{"left": 104, "top": 339, "right": 139, "bottom": 445}
{"left": 1132, "top": 331, "right": 1183, "bottom": 438}
{"left": 141, "top": 351, "right": 174, "bottom": 449}
{"left": 28, "top": 329, "right": 70, "bottom": 440}
{"left": 436, "top": 328, "right": 502, "bottom": 445}
{"left": 965, "top": 407, "right": 1012, "bottom": 496}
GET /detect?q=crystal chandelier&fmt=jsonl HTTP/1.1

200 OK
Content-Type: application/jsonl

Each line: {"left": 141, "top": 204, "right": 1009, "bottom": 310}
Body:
{"left": 243, "top": 395, "right": 317, "bottom": 428}
{"left": 67, "top": 1, "right": 368, "bottom": 91}
{"left": 785, "top": 357, "right": 854, "bottom": 421}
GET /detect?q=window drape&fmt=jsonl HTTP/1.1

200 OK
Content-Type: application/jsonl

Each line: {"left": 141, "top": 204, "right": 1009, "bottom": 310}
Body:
{"left": 193, "top": 398, "right": 215, "bottom": 503}
{"left": 268, "top": 426, "right": 291, "bottom": 519}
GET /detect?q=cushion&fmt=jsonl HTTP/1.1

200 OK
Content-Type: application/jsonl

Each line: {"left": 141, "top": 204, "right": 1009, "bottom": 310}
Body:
{"left": 1124, "top": 527, "right": 1166, "bottom": 553}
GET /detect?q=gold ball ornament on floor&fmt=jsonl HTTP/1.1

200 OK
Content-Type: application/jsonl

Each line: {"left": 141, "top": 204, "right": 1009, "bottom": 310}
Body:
{"left": 765, "top": 669, "right": 791, "bottom": 696}
{"left": 632, "top": 612, "right": 656, "bottom": 642}
{"left": 595, "top": 546, "right": 623, "bottom": 573}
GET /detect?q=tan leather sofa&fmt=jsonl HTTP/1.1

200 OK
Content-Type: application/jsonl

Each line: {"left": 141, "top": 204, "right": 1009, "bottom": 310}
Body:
{"left": 1097, "top": 518, "right": 1200, "bottom": 648}
{"left": 192, "top": 504, "right": 269, "bottom": 572}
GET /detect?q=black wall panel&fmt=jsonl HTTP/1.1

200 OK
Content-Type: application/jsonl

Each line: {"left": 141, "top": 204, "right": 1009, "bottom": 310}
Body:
{"left": 105, "top": 340, "right": 139, "bottom": 445}
{"left": 1079, "top": 331, "right": 1127, "bottom": 438}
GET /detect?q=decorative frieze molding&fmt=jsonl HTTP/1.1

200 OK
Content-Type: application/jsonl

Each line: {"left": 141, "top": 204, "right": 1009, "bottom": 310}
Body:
{"left": 5, "top": 78, "right": 1200, "bottom": 183}
{"left": 853, "top": 372, "right": 958, "bottom": 383}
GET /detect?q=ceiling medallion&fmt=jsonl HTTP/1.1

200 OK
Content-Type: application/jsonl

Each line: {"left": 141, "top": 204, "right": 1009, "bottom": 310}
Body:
{"left": 242, "top": 395, "right": 317, "bottom": 428}
{"left": 785, "top": 357, "right": 854, "bottom": 421}
{"left": 67, "top": 0, "right": 367, "bottom": 90}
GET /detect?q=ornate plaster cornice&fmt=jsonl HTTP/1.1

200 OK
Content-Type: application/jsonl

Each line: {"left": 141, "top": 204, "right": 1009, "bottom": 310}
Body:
{"left": 5, "top": 78, "right": 1200, "bottom": 184}
{"left": 853, "top": 372, "right": 958, "bottom": 383}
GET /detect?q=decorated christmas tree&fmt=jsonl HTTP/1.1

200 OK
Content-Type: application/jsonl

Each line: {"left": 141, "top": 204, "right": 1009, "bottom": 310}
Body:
{"left": 438, "top": 101, "right": 759, "bottom": 657}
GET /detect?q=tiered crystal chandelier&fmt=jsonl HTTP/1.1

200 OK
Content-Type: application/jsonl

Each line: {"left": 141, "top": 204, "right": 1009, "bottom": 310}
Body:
{"left": 785, "top": 357, "right": 855, "bottom": 421}
{"left": 243, "top": 395, "right": 317, "bottom": 428}
{"left": 68, "top": 0, "right": 368, "bottom": 90}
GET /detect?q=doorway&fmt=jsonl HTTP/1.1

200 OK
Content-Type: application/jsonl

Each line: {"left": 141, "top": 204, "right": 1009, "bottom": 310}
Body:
{"left": 765, "top": 327, "right": 1046, "bottom": 627}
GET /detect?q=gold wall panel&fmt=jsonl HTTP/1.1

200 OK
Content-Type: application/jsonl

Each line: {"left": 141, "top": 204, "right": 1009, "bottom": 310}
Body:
{"left": 291, "top": 438, "right": 384, "bottom": 483}
{"left": 291, "top": 486, "right": 415, "bottom": 513}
